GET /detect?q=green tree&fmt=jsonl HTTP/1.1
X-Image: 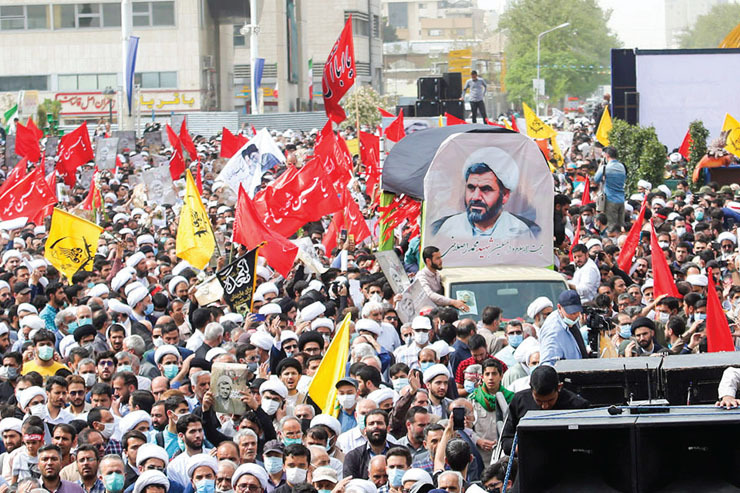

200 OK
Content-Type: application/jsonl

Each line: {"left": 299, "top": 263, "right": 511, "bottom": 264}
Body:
{"left": 498, "top": 0, "right": 620, "bottom": 105}
{"left": 687, "top": 120, "right": 709, "bottom": 191}
{"left": 608, "top": 119, "right": 665, "bottom": 193}
{"left": 678, "top": 4, "right": 740, "bottom": 48}
{"left": 341, "top": 85, "right": 395, "bottom": 129}
{"left": 382, "top": 17, "right": 399, "bottom": 42}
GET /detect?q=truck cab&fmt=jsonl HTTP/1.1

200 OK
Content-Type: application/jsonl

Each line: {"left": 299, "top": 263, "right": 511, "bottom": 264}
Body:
{"left": 441, "top": 266, "right": 568, "bottom": 322}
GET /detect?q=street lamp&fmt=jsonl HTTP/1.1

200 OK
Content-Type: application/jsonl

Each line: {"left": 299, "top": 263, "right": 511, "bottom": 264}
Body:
{"left": 536, "top": 22, "right": 570, "bottom": 116}
{"left": 103, "top": 86, "right": 116, "bottom": 123}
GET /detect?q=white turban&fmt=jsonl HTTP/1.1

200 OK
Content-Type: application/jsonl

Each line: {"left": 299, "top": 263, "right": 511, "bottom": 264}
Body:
{"left": 126, "top": 252, "right": 146, "bottom": 269}
{"left": 127, "top": 286, "right": 149, "bottom": 308}
{"left": 527, "top": 297, "right": 553, "bottom": 320}
{"left": 463, "top": 147, "right": 520, "bottom": 191}
{"left": 310, "top": 414, "right": 342, "bottom": 437}
{"left": 513, "top": 337, "right": 540, "bottom": 365}
{"left": 299, "top": 301, "right": 325, "bottom": 322}
{"left": 258, "top": 303, "right": 282, "bottom": 316}
{"left": 250, "top": 331, "right": 274, "bottom": 351}
{"left": 87, "top": 284, "right": 110, "bottom": 298}
{"left": 0, "top": 418, "right": 22, "bottom": 435}
{"left": 19, "top": 386, "right": 46, "bottom": 409}
{"left": 430, "top": 340, "right": 455, "bottom": 359}
{"left": 255, "top": 282, "right": 278, "bottom": 298}
{"left": 133, "top": 470, "right": 169, "bottom": 493}
{"left": 119, "top": 410, "right": 152, "bottom": 435}
{"left": 154, "top": 344, "right": 181, "bottom": 365}
{"left": 186, "top": 453, "right": 218, "bottom": 478}
{"left": 20, "top": 315, "right": 44, "bottom": 330}
{"left": 259, "top": 379, "right": 288, "bottom": 400}
{"left": 401, "top": 469, "right": 433, "bottom": 486}
{"left": 311, "top": 318, "right": 334, "bottom": 331}
{"left": 367, "top": 388, "right": 395, "bottom": 407}
{"left": 422, "top": 364, "right": 450, "bottom": 384}
{"left": 168, "top": 276, "right": 188, "bottom": 295}
{"left": 136, "top": 443, "right": 169, "bottom": 467}
{"left": 231, "top": 463, "right": 268, "bottom": 490}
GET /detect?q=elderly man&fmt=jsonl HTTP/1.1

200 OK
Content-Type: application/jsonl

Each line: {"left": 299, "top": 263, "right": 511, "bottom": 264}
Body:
{"left": 433, "top": 147, "right": 534, "bottom": 239}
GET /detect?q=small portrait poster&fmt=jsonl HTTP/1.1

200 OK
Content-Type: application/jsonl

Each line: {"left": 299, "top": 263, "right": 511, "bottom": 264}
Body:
{"left": 211, "top": 362, "right": 248, "bottom": 415}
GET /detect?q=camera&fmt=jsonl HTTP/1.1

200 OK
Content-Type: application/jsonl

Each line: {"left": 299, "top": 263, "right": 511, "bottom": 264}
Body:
{"left": 329, "top": 279, "right": 348, "bottom": 299}
{"left": 583, "top": 306, "right": 612, "bottom": 355}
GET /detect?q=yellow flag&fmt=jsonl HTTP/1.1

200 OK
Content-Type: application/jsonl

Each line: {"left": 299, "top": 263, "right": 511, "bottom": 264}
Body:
{"left": 550, "top": 134, "right": 564, "bottom": 171}
{"left": 596, "top": 106, "right": 613, "bottom": 146}
{"left": 176, "top": 169, "right": 215, "bottom": 269}
{"left": 308, "top": 313, "right": 351, "bottom": 417}
{"left": 522, "top": 102, "right": 556, "bottom": 139}
{"left": 45, "top": 209, "right": 103, "bottom": 282}
{"left": 722, "top": 113, "right": 740, "bottom": 158}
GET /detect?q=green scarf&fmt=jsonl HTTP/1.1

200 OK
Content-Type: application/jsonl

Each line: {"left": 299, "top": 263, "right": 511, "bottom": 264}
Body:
{"left": 469, "top": 384, "right": 514, "bottom": 412}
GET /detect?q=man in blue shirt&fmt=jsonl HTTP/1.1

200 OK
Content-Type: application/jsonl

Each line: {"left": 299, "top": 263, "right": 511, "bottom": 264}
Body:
{"left": 594, "top": 146, "right": 626, "bottom": 228}
{"left": 539, "top": 290, "right": 589, "bottom": 366}
{"left": 462, "top": 71, "right": 487, "bottom": 123}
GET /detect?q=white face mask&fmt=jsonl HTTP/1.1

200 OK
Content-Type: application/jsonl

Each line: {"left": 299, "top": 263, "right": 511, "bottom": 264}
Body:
{"left": 337, "top": 394, "right": 356, "bottom": 410}
{"left": 29, "top": 403, "right": 47, "bottom": 419}
{"left": 413, "top": 331, "right": 429, "bottom": 345}
{"left": 101, "top": 422, "right": 116, "bottom": 439}
{"left": 658, "top": 241, "right": 669, "bottom": 249}
{"left": 81, "top": 372, "right": 97, "bottom": 387}
{"left": 369, "top": 293, "right": 383, "bottom": 304}
{"left": 285, "top": 467, "right": 307, "bottom": 485}
{"left": 261, "top": 398, "right": 280, "bottom": 416}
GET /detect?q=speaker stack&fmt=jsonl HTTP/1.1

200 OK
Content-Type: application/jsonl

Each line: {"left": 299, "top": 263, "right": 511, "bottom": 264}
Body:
{"left": 411, "top": 73, "right": 465, "bottom": 119}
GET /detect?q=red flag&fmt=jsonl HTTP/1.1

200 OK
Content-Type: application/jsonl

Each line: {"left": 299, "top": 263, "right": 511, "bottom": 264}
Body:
{"left": 36, "top": 171, "right": 57, "bottom": 225}
{"left": 535, "top": 139, "right": 550, "bottom": 161}
{"left": 359, "top": 131, "right": 380, "bottom": 193}
{"left": 378, "top": 107, "right": 395, "bottom": 118}
{"left": 26, "top": 118, "right": 43, "bottom": 140}
{"left": 314, "top": 122, "right": 353, "bottom": 187}
{"left": 234, "top": 185, "right": 298, "bottom": 277}
{"left": 649, "top": 219, "right": 679, "bottom": 298}
{"left": 705, "top": 267, "right": 735, "bottom": 352}
{"left": 251, "top": 124, "right": 257, "bottom": 136}
{"left": 485, "top": 118, "right": 504, "bottom": 128}
{"left": 82, "top": 172, "right": 102, "bottom": 211}
{"left": 15, "top": 122, "right": 41, "bottom": 163}
{"left": 569, "top": 216, "right": 581, "bottom": 262}
{"left": 510, "top": 115, "right": 520, "bottom": 132}
{"left": 220, "top": 127, "right": 249, "bottom": 159}
{"left": 0, "top": 158, "right": 27, "bottom": 197}
{"left": 385, "top": 109, "right": 405, "bottom": 143}
{"left": 56, "top": 122, "right": 94, "bottom": 187}
{"left": 179, "top": 119, "right": 198, "bottom": 162}
{"left": 445, "top": 112, "right": 467, "bottom": 125}
{"left": 115, "top": 155, "right": 122, "bottom": 168}
{"left": 581, "top": 175, "right": 593, "bottom": 205}
{"left": 322, "top": 16, "right": 356, "bottom": 123}
{"left": 678, "top": 128, "right": 693, "bottom": 160}
{"left": 323, "top": 193, "right": 371, "bottom": 253}
{"left": 166, "top": 124, "right": 186, "bottom": 181}
{"left": 253, "top": 157, "right": 343, "bottom": 237}
{"left": 0, "top": 165, "right": 56, "bottom": 221}
{"left": 195, "top": 161, "right": 203, "bottom": 194}
{"left": 617, "top": 196, "right": 648, "bottom": 272}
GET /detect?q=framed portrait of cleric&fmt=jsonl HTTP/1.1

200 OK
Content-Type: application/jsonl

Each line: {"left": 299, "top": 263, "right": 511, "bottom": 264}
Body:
{"left": 422, "top": 132, "right": 553, "bottom": 268}
{"left": 211, "top": 362, "right": 248, "bottom": 415}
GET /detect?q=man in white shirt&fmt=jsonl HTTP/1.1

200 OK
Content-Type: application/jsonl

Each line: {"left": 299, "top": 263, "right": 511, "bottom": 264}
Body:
{"left": 569, "top": 244, "right": 600, "bottom": 303}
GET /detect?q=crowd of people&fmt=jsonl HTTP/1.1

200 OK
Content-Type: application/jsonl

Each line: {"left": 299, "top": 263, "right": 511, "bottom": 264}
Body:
{"left": 0, "top": 99, "right": 736, "bottom": 493}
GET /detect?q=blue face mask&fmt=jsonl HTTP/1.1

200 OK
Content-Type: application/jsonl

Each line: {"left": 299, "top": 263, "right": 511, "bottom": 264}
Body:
{"left": 283, "top": 437, "right": 302, "bottom": 447}
{"left": 420, "top": 361, "right": 434, "bottom": 372}
{"left": 696, "top": 210, "right": 704, "bottom": 221}
{"left": 104, "top": 472, "right": 125, "bottom": 493}
{"left": 508, "top": 334, "right": 523, "bottom": 348}
{"left": 87, "top": 282, "right": 95, "bottom": 289}
{"left": 619, "top": 324, "right": 632, "bottom": 339}
{"left": 393, "top": 378, "right": 409, "bottom": 392}
{"left": 144, "top": 303, "right": 154, "bottom": 315}
{"left": 695, "top": 313, "right": 707, "bottom": 321}
{"left": 163, "top": 364, "right": 179, "bottom": 379}
{"left": 195, "top": 479, "right": 215, "bottom": 493}
{"left": 358, "top": 415, "right": 366, "bottom": 431}
{"left": 263, "top": 456, "right": 283, "bottom": 474}
{"left": 77, "top": 318, "right": 92, "bottom": 327}
{"left": 389, "top": 468, "right": 405, "bottom": 488}
{"left": 464, "top": 380, "right": 477, "bottom": 394}
{"left": 177, "top": 436, "right": 186, "bottom": 452}
{"left": 67, "top": 321, "right": 79, "bottom": 334}
{"left": 118, "top": 364, "right": 133, "bottom": 374}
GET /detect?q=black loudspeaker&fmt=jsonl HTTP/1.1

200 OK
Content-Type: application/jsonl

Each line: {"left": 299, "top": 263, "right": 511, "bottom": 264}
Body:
{"left": 441, "top": 100, "right": 465, "bottom": 120}
{"left": 417, "top": 76, "right": 443, "bottom": 100}
{"left": 555, "top": 357, "right": 661, "bottom": 407}
{"left": 395, "top": 104, "right": 415, "bottom": 117}
{"left": 611, "top": 48, "right": 638, "bottom": 124}
{"left": 415, "top": 100, "right": 440, "bottom": 117}
{"left": 443, "top": 72, "right": 462, "bottom": 100}
{"left": 660, "top": 353, "right": 736, "bottom": 405}
{"left": 518, "top": 406, "right": 740, "bottom": 492}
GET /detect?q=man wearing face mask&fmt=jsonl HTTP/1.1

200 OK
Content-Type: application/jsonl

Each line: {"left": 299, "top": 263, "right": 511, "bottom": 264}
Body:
{"left": 273, "top": 444, "right": 310, "bottom": 493}
{"left": 335, "top": 379, "right": 359, "bottom": 433}
{"left": 539, "top": 290, "right": 590, "bottom": 366}
{"left": 394, "top": 317, "right": 432, "bottom": 369}
{"left": 22, "top": 329, "right": 70, "bottom": 377}
{"left": 262, "top": 440, "right": 286, "bottom": 492}
{"left": 154, "top": 345, "right": 183, "bottom": 384}
{"left": 0, "top": 351, "right": 22, "bottom": 401}
{"left": 184, "top": 454, "right": 218, "bottom": 493}
{"left": 99, "top": 455, "right": 127, "bottom": 493}
{"left": 493, "top": 321, "right": 526, "bottom": 368}
{"left": 88, "top": 407, "right": 120, "bottom": 454}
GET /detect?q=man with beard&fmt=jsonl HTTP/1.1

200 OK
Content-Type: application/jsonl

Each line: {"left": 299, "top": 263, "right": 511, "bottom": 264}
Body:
{"left": 74, "top": 445, "right": 102, "bottom": 493}
{"left": 38, "top": 444, "right": 85, "bottom": 493}
{"left": 343, "top": 409, "right": 392, "bottom": 480}
{"left": 433, "top": 147, "right": 534, "bottom": 240}
{"left": 166, "top": 414, "right": 210, "bottom": 488}
{"left": 625, "top": 317, "right": 666, "bottom": 357}
{"left": 416, "top": 247, "right": 469, "bottom": 311}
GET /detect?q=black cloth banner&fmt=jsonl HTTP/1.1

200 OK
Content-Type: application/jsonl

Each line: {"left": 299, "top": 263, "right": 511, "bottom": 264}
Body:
{"left": 217, "top": 248, "right": 258, "bottom": 314}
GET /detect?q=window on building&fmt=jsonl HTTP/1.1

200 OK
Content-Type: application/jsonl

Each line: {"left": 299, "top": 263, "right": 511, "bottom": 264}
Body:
{"left": 428, "top": 29, "right": 442, "bottom": 36}
{"left": 132, "top": 1, "right": 175, "bottom": 27}
{"left": 0, "top": 6, "right": 25, "bottom": 30}
{"left": 387, "top": 3, "right": 407, "bottom": 29}
{"left": 0, "top": 75, "right": 48, "bottom": 92}
{"left": 58, "top": 73, "right": 117, "bottom": 91}
{"left": 102, "top": 4, "right": 121, "bottom": 27}
{"left": 53, "top": 4, "right": 76, "bottom": 28}
{"left": 345, "top": 12, "right": 369, "bottom": 37}
{"left": 234, "top": 24, "right": 246, "bottom": 46}
{"left": 77, "top": 4, "right": 101, "bottom": 28}
{"left": 134, "top": 71, "right": 177, "bottom": 88}
{"left": 26, "top": 5, "right": 48, "bottom": 29}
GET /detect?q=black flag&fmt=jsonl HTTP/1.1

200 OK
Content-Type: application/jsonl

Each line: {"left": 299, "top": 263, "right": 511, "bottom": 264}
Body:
{"left": 216, "top": 248, "right": 259, "bottom": 314}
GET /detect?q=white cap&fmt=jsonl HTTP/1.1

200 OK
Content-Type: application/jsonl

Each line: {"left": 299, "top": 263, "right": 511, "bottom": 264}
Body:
{"left": 422, "top": 364, "right": 450, "bottom": 384}
{"left": 411, "top": 316, "right": 432, "bottom": 330}
{"left": 463, "top": 147, "right": 520, "bottom": 191}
